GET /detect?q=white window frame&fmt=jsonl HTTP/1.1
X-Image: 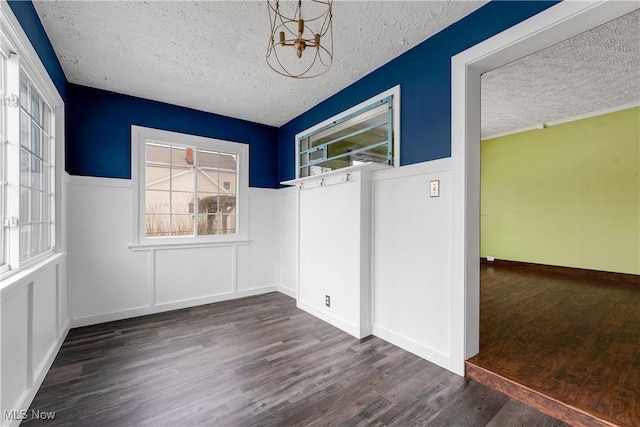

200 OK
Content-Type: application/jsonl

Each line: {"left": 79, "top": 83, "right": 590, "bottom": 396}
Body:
{"left": 1, "top": 2, "right": 65, "bottom": 278}
{"left": 1, "top": 38, "right": 8, "bottom": 270}
{"left": 294, "top": 85, "right": 400, "bottom": 179}
{"left": 130, "top": 125, "right": 249, "bottom": 250}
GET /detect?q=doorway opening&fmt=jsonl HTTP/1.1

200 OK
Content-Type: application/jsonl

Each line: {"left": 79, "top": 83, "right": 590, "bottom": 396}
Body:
{"left": 451, "top": 1, "right": 640, "bottom": 425}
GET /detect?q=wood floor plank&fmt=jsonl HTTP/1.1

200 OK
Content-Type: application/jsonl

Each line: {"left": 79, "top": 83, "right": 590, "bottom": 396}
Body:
{"left": 468, "top": 263, "right": 640, "bottom": 427}
{"left": 22, "top": 292, "right": 566, "bottom": 426}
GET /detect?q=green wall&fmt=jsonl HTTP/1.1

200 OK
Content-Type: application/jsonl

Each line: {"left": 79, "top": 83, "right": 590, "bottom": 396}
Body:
{"left": 481, "top": 107, "right": 640, "bottom": 275}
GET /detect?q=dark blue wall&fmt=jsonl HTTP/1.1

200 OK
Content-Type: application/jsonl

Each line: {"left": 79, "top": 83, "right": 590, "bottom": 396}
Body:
{"left": 67, "top": 84, "right": 280, "bottom": 188}
{"left": 10, "top": 0, "right": 557, "bottom": 189}
{"left": 7, "top": 0, "right": 66, "bottom": 100}
{"left": 277, "top": 1, "right": 558, "bottom": 184}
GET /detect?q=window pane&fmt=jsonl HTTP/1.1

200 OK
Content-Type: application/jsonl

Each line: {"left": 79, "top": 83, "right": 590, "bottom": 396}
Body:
{"left": 31, "top": 155, "right": 42, "bottom": 189}
{"left": 19, "top": 226, "right": 29, "bottom": 260}
{"left": 20, "top": 148, "right": 29, "bottom": 185}
{"left": 197, "top": 193, "right": 218, "bottom": 214}
{"left": 16, "top": 74, "right": 55, "bottom": 264}
{"left": 198, "top": 150, "right": 219, "bottom": 170}
{"left": 146, "top": 214, "right": 170, "bottom": 237}
{"left": 298, "top": 97, "right": 392, "bottom": 177}
{"left": 42, "top": 191, "right": 50, "bottom": 223}
{"left": 171, "top": 214, "right": 193, "bottom": 236}
{"left": 220, "top": 173, "right": 236, "bottom": 194}
{"left": 20, "top": 79, "right": 29, "bottom": 112}
{"left": 170, "top": 169, "right": 194, "bottom": 192}
{"left": 171, "top": 191, "right": 192, "bottom": 214}
{"left": 312, "top": 104, "right": 388, "bottom": 148}
{"left": 326, "top": 124, "right": 389, "bottom": 158}
{"left": 197, "top": 214, "right": 217, "bottom": 235}
{"left": 171, "top": 146, "right": 191, "bottom": 168}
{"left": 30, "top": 190, "right": 41, "bottom": 223}
{"left": 146, "top": 143, "right": 170, "bottom": 165}
{"left": 31, "top": 91, "right": 41, "bottom": 124}
{"left": 20, "top": 187, "right": 29, "bottom": 223}
{"left": 42, "top": 134, "right": 50, "bottom": 160}
{"left": 146, "top": 190, "right": 170, "bottom": 214}
{"left": 300, "top": 137, "right": 308, "bottom": 152}
{"left": 219, "top": 194, "right": 237, "bottom": 214}
{"left": 140, "top": 134, "right": 243, "bottom": 241}
{"left": 220, "top": 214, "right": 236, "bottom": 234}
{"left": 220, "top": 153, "right": 237, "bottom": 172}
{"left": 197, "top": 169, "right": 219, "bottom": 193}
{"left": 309, "top": 148, "right": 324, "bottom": 162}
{"left": 30, "top": 224, "right": 41, "bottom": 257}
{"left": 145, "top": 165, "right": 171, "bottom": 187}
{"left": 31, "top": 123, "right": 41, "bottom": 157}
{"left": 20, "top": 110, "right": 30, "bottom": 149}
{"left": 43, "top": 223, "right": 51, "bottom": 252}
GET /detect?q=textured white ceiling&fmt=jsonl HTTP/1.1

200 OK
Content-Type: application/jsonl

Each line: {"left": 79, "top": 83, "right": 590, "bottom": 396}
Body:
{"left": 33, "top": 0, "right": 486, "bottom": 127}
{"left": 481, "top": 9, "right": 640, "bottom": 139}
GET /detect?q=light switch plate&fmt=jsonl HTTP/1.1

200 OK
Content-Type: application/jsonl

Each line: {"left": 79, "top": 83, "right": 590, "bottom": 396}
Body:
{"left": 430, "top": 180, "right": 440, "bottom": 197}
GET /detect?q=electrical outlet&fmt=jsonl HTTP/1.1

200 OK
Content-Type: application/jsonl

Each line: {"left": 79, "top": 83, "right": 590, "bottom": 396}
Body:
{"left": 325, "top": 295, "right": 331, "bottom": 307}
{"left": 487, "top": 256, "right": 495, "bottom": 262}
{"left": 430, "top": 180, "right": 440, "bottom": 197}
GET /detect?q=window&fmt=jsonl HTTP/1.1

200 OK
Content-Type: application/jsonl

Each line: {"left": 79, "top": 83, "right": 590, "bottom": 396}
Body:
{"left": 1, "top": 49, "right": 6, "bottom": 268}
{"left": 132, "top": 126, "right": 249, "bottom": 247}
{"left": 296, "top": 86, "right": 400, "bottom": 178}
{"left": 0, "top": 6, "right": 60, "bottom": 275}
{"left": 18, "top": 74, "right": 54, "bottom": 261}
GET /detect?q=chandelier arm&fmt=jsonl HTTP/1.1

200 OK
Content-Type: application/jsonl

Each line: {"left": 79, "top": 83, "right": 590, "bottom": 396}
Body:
{"left": 266, "top": 0, "right": 333, "bottom": 78}
{"left": 316, "top": 44, "right": 333, "bottom": 67}
{"left": 318, "top": 9, "right": 332, "bottom": 37}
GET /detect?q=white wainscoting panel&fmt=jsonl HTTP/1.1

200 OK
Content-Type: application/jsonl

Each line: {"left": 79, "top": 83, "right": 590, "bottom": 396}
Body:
{"left": 69, "top": 176, "right": 278, "bottom": 327}
{"left": 69, "top": 178, "right": 150, "bottom": 320}
{"left": 298, "top": 179, "right": 361, "bottom": 336}
{"left": 237, "top": 188, "right": 277, "bottom": 292}
{"left": 277, "top": 187, "right": 298, "bottom": 298}
{"left": 31, "top": 270, "right": 58, "bottom": 379}
{"left": 1, "top": 284, "right": 30, "bottom": 418}
{"left": 372, "top": 159, "right": 456, "bottom": 372}
{"left": 155, "top": 247, "right": 234, "bottom": 303}
{"left": 1, "top": 255, "right": 69, "bottom": 427}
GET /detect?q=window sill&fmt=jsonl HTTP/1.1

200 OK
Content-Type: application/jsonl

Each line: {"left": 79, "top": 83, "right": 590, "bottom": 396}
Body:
{"left": 0, "top": 252, "right": 66, "bottom": 293}
{"left": 128, "top": 239, "right": 251, "bottom": 252}
{"left": 281, "top": 162, "right": 392, "bottom": 186}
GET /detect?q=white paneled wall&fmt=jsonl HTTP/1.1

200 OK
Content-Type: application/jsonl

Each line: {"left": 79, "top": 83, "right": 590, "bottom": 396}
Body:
{"left": 372, "top": 159, "right": 454, "bottom": 371}
{"left": 1, "top": 256, "right": 69, "bottom": 427}
{"left": 276, "top": 187, "right": 297, "bottom": 298}
{"left": 277, "top": 159, "right": 459, "bottom": 374}
{"left": 69, "top": 176, "right": 278, "bottom": 327}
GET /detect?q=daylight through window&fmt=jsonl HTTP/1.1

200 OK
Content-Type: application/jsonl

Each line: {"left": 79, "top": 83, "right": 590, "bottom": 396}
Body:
{"left": 297, "top": 94, "right": 395, "bottom": 178}
{"left": 132, "top": 126, "right": 248, "bottom": 246}
{"left": 145, "top": 143, "right": 238, "bottom": 237}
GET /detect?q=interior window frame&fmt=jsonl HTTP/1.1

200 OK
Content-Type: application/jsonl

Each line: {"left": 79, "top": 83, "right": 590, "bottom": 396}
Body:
{"left": 295, "top": 85, "right": 400, "bottom": 179}
{"left": 130, "top": 125, "right": 249, "bottom": 250}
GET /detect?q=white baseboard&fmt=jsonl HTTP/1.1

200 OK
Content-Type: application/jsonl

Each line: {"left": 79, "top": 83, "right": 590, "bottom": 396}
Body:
{"left": 297, "top": 300, "right": 364, "bottom": 339}
{"left": 71, "top": 285, "right": 277, "bottom": 328}
{"left": 276, "top": 285, "right": 296, "bottom": 299}
{"left": 372, "top": 324, "right": 459, "bottom": 376}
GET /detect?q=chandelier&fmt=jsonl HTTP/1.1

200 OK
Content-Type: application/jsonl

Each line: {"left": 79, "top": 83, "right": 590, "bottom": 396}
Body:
{"left": 266, "top": 0, "right": 333, "bottom": 79}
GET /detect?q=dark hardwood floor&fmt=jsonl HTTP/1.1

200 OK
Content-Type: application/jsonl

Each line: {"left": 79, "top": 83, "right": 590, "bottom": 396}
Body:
{"left": 467, "top": 262, "right": 640, "bottom": 427}
{"left": 23, "top": 292, "right": 566, "bottom": 426}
